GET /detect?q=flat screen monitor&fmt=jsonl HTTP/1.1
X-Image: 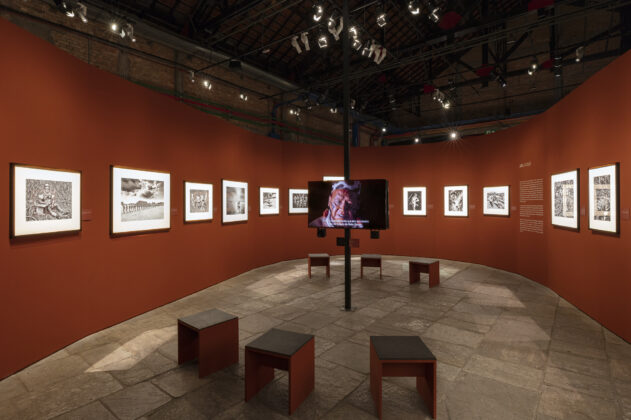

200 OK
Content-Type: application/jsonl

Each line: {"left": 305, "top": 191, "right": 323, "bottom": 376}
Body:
{"left": 307, "top": 179, "right": 389, "bottom": 230}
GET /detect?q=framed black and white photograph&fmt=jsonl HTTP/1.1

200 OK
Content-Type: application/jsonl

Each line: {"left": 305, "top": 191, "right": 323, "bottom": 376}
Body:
{"left": 289, "top": 188, "right": 308, "bottom": 214}
{"left": 589, "top": 163, "right": 619, "bottom": 233}
{"left": 10, "top": 164, "right": 81, "bottom": 238}
{"left": 403, "top": 186, "right": 427, "bottom": 216}
{"left": 483, "top": 186, "right": 510, "bottom": 216}
{"left": 444, "top": 185, "right": 468, "bottom": 217}
{"left": 222, "top": 179, "right": 248, "bottom": 223}
{"left": 551, "top": 169, "right": 579, "bottom": 230}
{"left": 184, "top": 181, "right": 213, "bottom": 223}
{"left": 111, "top": 166, "right": 170, "bottom": 235}
{"left": 260, "top": 187, "right": 279, "bottom": 215}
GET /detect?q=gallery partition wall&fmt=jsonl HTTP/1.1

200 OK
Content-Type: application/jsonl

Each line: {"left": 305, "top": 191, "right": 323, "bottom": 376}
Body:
{"left": 1, "top": 18, "right": 629, "bottom": 380}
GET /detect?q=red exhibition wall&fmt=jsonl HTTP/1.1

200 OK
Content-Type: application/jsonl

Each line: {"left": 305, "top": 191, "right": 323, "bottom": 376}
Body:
{"left": 1, "top": 18, "right": 629, "bottom": 379}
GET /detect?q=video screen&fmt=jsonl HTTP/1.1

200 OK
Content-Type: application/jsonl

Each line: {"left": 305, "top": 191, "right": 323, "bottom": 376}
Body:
{"left": 307, "top": 179, "right": 389, "bottom": 230}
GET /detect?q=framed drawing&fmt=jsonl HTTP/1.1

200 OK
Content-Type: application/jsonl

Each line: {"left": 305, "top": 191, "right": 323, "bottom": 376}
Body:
{"left": 444, "top": 185, "right": 468, "bottom": 217}
{"left": 184, "top": 181, "right": 213, "bottom": 223}
{"left": 289, "top": 188, "right": 308, "bottom": 214}
{"left": 222, "top": 180, "right": 248, "bottom": 223}
{"left": 10, "top": 164, "right": 81, "bottom": 238}
{"left": 588, "top": 163, "right": 619, "bottom": 233}
{"left": 111, "top": 166, "right": 170, "bottom": 235}
{"left": 551, "top": 169, "right": 579, "bottom": 230}
{"left": 260, "top": 187, "right": 279, "bottom": 215}
{"left": 403, "top": 186, "right": 427, "bottom": 216}
{"left": 483, "top": 186, "right": 510, "bottom": 216}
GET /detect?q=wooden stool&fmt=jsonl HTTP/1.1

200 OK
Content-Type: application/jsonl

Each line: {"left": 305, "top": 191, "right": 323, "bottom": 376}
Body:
{"left": 245, "top": 328, "right": 315, "bottom": 415}
{"left": 370, "top": 336, "right": 437, "bottom": 419}
{"left": 361, "top": 254, "right": 382, "bottom": 279}
{"left": 178, "top": 309, "right": 238, "bottom": 378}
{"left": 308, "top": 253, "right": 330, "bottom": 278}
{"left": 409, "top": 258, "right": 440, "bottom": 287}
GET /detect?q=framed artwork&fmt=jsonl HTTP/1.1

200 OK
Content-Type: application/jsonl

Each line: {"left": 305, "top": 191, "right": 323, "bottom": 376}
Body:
{"left": 403, "top": 186, "right": 427, "bottom": 216}
{"left": 184, "top": 181, "right": 213, "bottom": 223}
{"left": 444, "top": 185, "right": 468, "bottom": 217}
{"left": 289, "top": 188, "right": 308, "bottom": 214}
{"left": 10, "top": 164, "right": 81, "bottom": 238}
{"left": 222, "top": 180, "right": 248, "bottom": 223}
{"left": 588, "top": 163, "right": 619, "bottom": 233}
{"left": 551, "top": 169, "right": 579, "bottom": 230}
{"left": 111, "top": 166, "right": 170, "bottom": 235}
{"left": 259, "top": 187, "right": 279, "bottom": 215}
{"left": 483, "top": 186, "right": 510, "bottom": 216}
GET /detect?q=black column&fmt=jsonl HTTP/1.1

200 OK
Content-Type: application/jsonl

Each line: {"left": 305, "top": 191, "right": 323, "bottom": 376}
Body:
{"left": 342, "top": 0, "right": 351, "bottom": 311}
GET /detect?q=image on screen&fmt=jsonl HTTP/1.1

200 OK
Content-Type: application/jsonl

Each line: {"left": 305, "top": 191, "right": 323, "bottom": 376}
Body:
{"left": 307, "top": 179, "right": 389, "bottom": 230}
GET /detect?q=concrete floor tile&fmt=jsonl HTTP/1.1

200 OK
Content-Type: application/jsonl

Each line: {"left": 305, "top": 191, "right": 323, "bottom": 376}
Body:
{"left": 477, "top": 339, "right": 548, "bottom": 369}
{"left": 419, "top": 337, "right": 475, "bottom": 368}
{"left": 321, "top": 402, "right": 375, "bottom": 420}
{"left": 151, "top": 364, "right": 212, "bottom": 398}
{"left": 544, "top": 366, "right": 615, "bottom": 400}
{"left": 611, "top": 358, "right": 631, "bottom": 382}
{"left": 423, "top": 323, "right": 484, "bottom": 348}
{"left": 0, "top": 374, "right": 28, "bottom": 403}
{"left": 292, "top": 312, "right": 339, "bottom": 330}
{"left": 463, "top": 354, "right": 544, "bottom": 391}
{"left": 548, "top": 350, "right": 610, "bottom": 379}
{"left": 146, "top": 397, "right": 208, "bottom": 419}
{"left": 333, "top": 313, "right": 377, "bottom": 331}
{"left": 445, "top": 372, "right": 539, "bottom": 420}
{"left": 550, "top": 338, "right": 607, "bottom": 360}
{"left": 101, "top": 381, "right": 170, "bottom": 420}
{"left": 315, "top": 324, "right": 357, "bottom": 343}
{"left": 53, "top": 401, "right": 117, "bottom": 420}
{"left": 239, "top": 313, "right": 283, "bottom": 333}
{"left": 13, "top": 372, "right": 122, "bottom": 420}
{"left": 436, "top": 315, "right": 492, "bottom": 334}
{"left": 606, "top": 341, "right": 631, "bottom": 361}
{"left": 320, "top": 341, "right": 370, "bottom": 374}
{"left": 538, "top": 385, "right": 617, "bottom": 419}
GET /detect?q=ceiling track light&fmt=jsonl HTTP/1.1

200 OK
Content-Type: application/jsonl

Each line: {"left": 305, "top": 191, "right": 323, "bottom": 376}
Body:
{"left": 450, "top": 130, "right": 459, "bottom": 140}
{"left": 575, "top": 46, "right": 584, "bottom": 62}
{"left": 312, "top": 3, "right": 324, "bottom": 22}
{"left": 202, "top": 79, "right": 212, "bottom": 90}
{"left": 317, "top": 32, "right": 328, "bottom": 48}
{"left": 528, "top": 57, "right": 538, "bottom": 75}
{"left": 330, "top": 106, "right": 337, "bottom": 114}
{"left": 239, "top": 91, "right": 248, "bottom": 101}
{"left": 427, "top": 1, "right": 441, "bottom": 23}
{"left": 408, "top": 0, "right": 420, "bottom": 15}
{"left": 376, "top": 12, "right": 387, "bottom": 27}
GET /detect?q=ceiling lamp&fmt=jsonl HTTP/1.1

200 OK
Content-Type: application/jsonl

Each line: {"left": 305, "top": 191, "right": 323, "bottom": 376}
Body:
{"left": 202, "top": 79, "right": 212, "bottom": 90}
{"left": 75, "top": 2, "right": 88, "bottom": 23}
{"left": 528, "top": 57, "right": 538, "bottom": 75}
{"left": 381, "top": 126, "right": 387, "bottom": 133}
{"left": 408, "top": 0, "right": 420, "bottom": 15}
{"left": 239, "top": 91, "right": 248, "bottom": 101}
{"left": 414, "top": 137, "right": 420, "bottom": 143}
{"left": 352, "top": 38, "right": 362, "bottom": 50}
{"left": 450, "top": 130, "right": 458, "bottom": 140}
{"left": 317, "top": 33, "right": 329, "bottom": 48}
{"left": 427, "top": 2, "right": 441, "bottom": 23}
{"left": 575, "top": 46, "right": 584, "bottom": 62}
{"left": 376, "top": 12, "right": 387, "bottom": 27}
{"left": 189, "top": 71, "right": 195, "bottom": 83}
{"left": 313, "top": 3, "right": 324, "bottom": 22}
{"left": 330, "top": 106, "right": 337, "bottom": 113}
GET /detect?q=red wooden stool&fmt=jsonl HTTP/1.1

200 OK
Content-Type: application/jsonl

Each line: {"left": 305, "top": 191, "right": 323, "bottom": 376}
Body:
{"left": 178, "top": 309, "right": 239, "bottom": 378}
{"left": 245, "top": 328, "right": 315, "bottom": 415}
{"left": 370, "top": 336, "right": 437, "bottom": 419}
{"left": 409, "top": 258, "right": 440, "bottom": 287}
{"left": 308, "top": 253, "right": 330, "bottom": 278}
{"left": 361, "top": 254, "right": 382, "bottom": 279}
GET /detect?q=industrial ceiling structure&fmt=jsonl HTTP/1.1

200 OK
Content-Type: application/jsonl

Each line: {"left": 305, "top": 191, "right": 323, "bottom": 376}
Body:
{"left": 37, "top": 0, "right": 631, "bottom": 142}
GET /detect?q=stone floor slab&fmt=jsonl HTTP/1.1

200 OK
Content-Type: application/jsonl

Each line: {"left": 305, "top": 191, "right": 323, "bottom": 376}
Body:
{"left": 101, "top": 381, "right": 171, "bottom": 420}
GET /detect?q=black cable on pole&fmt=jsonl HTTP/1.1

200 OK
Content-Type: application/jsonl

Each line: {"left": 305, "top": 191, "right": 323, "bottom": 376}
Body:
{"left": 343, "top": 0, "right": 351, "bottom": 311}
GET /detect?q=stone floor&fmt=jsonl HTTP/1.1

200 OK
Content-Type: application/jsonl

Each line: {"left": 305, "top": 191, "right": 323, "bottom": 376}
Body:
{"left": 1, "top": 256, "right": 630, "bottom": 419}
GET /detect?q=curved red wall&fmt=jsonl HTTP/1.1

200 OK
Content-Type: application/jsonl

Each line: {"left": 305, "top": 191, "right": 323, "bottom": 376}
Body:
{"left": 1, "top": 18, "right": 629, "bottom": 379}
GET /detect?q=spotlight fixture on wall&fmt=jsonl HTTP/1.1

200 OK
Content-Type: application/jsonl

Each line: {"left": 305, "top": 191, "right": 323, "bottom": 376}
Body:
{"left": 75, "top": 2, "right": 87, "bottom": 23}
{"left": 427, "top": 2, "right": 441, "bottom": 23}
{"left": 328, "top": 16, "right": 343, "bottom": 41}
{"left": 202, "top": 79, "right": 212, "bottom": 90}
{"left": 449, "top": 130, "right": 459, "bottom": 140}
{"left": 289, "top": 107, "right": 301, "bottom": 120}
{"left": 381, "top": 126, "right": 387, "bottom": 133}
{"left": 189, "top": 71, "right": 195, "bottom": 83}
{"left": 239, "top": 91, "right": 248, "bottom": 101}
{"left": 300, "top": 32, "right": 310, "bottom": 51}
{"left": 111, "top": 21, "right": 136, "bottom": 42}
{"left": 414, "top": 137, "right": 420, "bottom": 143}
{"left": 575, "top": 46, "right": 584, "bottom": 62}
{"left": 313, "top": 3, "right": 324, "bottom": 21}
{"left": 376, "top": 12, "right": 387, "bottom": 27}
{"left": 527, "top": 57, "right": 538, "bottom": 76}
{"left": 408, "top": 0, "right": 420, "bottom": 15}
{"left": 330, "top": 106, "right": 338, "bottom": 113}
{"left": 351, "top": 99, "right": 356, "bottom": 110}
{"left": 352, "top": 38, "right": 362, "bottom": 50}
{"left": 553, "top": 56, "right": 562, "bottom": 77}
{"left": 111, "top": 22, "right": 118, "bottom": 32}
{"left": 491, "top": 70, "right": 507, "bottom": 88}
{"left": 432, "top": 88, "right": 452, "bottom": 110}
{"left": 317, "top": 32, "right": 329, "bottom": 49}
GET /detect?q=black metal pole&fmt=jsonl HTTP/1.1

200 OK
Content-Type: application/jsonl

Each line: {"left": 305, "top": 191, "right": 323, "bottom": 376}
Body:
{"left": 342, "top": 0, "right": 351, "bottom": 311}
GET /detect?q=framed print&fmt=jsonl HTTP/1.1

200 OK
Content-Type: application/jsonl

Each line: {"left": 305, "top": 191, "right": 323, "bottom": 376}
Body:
{"left": 184, "top": 181, "right": 213, "bottom": 223}
{"left": 444, "top": 185, "right": 468, "bottom": 217}
{"left": 111, "top": 166, "right": 170, "bottom": 235}
{"left": 222, "top": 180, "right": 248, "bottom": 223}
{"left": 483, "top": 186, "right": 510, "bottom": 216}
{"left": 10, "top": 164, "right": 81, "bottom": 238}
{"left": 403, "top": 186, "right": 427, "bottom": 216}
{"left": 551, "top": 169, "right": 579, "bottom": 230}
{"left": 588, "top": 163, "right": 619, "bottom": 233}
{"left": 260, "top": 187, "right": 279, "bottom": 215}
{"left": 289, "top": 188, "right": 308, "bottom": 214}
